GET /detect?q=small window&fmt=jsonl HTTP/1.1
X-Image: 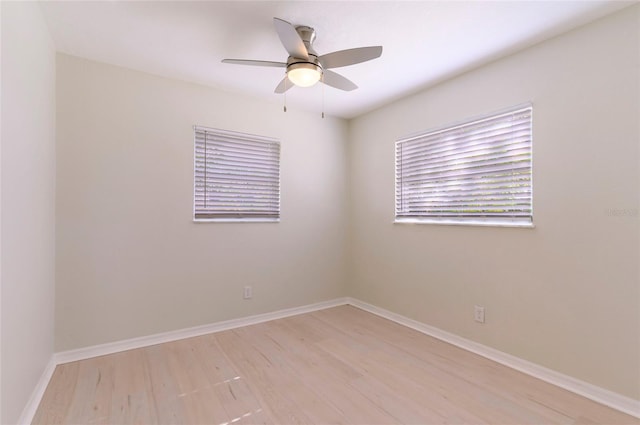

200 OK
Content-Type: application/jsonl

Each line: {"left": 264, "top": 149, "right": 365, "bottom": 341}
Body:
{"left": 194, "top": 126, "right": 280, "bottom": 222}
{"left": 395, "top": 104, "right": 533, "bottom": 227}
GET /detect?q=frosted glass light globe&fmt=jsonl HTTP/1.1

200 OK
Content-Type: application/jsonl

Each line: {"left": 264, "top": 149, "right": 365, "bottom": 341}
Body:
{"left": 287, "top": 63, "right": 321, "bottom": 87}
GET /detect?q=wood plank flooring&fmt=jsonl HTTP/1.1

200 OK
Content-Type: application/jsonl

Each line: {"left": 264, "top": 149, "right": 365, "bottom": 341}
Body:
{"left": 33, "top": 306, "right": 639, "bottom": 424}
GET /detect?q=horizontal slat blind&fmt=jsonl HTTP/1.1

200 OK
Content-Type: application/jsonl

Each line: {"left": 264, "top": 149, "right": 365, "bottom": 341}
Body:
{"left": 194, "top": 126, "right": 280, "bottom": 220}
{"left": 395, "top": 105, "right": 532, "bottom": 224}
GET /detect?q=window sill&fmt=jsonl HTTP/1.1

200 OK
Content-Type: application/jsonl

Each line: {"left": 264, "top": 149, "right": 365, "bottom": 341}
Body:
{"left": 394, "top": 218, "right": 534, "bottom": 228}
{"left": 194, "top": 218, "right": 280, "bottom": 223}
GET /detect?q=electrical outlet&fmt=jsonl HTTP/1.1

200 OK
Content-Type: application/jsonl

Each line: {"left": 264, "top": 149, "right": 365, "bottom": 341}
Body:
{"left": 243, "top": 286, "right": 252, "bottom": 299}
{"left": 474, "top": 305, "right": 485, "bottom": 323}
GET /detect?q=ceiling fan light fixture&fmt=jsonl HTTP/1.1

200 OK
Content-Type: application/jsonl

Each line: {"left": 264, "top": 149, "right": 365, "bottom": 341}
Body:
{"left": 287, "top": 62, "right": 322, "bottom": 87}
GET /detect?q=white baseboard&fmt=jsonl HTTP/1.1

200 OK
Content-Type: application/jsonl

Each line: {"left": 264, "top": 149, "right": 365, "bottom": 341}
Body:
{"left": 17, "top": 357, "right": 57, "bottom": 425}
{"left": 21, "top": 296, "right": 639, "bottom": 423}
{"left": 18, "top": 297, "right": 349, "bottom": 425}
{"left": 346, "top": 297, "right": 640, "bottom": 419}
{"left": 54, "top": 297, "right": 350, "bottom": 365}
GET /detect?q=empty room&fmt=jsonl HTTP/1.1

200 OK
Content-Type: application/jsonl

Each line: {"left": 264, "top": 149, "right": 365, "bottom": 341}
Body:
{"left": 1, "top": 1, "right": 639, "bottom": 424}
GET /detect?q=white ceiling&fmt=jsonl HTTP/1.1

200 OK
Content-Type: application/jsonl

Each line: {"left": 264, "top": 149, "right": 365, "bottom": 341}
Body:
{"left": 40, "top": 1, "right": 632, "bottom": 119}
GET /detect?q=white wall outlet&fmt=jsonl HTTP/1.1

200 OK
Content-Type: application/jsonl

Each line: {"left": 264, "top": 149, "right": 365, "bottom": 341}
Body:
{"left": 243, "top": 286, "right": 252, "bottom": 299}
{"left": 474, "top": 305, "right": 485, "bottom": 323}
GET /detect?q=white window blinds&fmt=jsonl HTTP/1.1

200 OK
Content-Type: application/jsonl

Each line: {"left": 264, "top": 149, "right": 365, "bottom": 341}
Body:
{"left": 194, "top": 126, "right": 280, "bottom": 221}
{"left": 395, "top": 105, "right": 533, "bottom": 226}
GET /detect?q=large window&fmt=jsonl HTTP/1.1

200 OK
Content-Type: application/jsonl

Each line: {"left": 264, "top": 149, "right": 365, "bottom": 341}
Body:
{"left": 194, "top": 126, "right": 280, "bottom": 222}
{"left": 395, "top": 104, "right": 532, "bottom": 227}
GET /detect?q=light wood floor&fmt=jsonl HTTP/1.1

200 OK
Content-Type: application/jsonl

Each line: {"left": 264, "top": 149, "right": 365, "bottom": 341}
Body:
{"left": 34, "top": 305, "right": 638, "bottom": 425}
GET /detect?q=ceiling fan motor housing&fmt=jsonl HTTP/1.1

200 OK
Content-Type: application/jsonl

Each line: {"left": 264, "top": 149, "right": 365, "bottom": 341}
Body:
{"left": 295, "top": 25, "right": 318, "bottom": 56}
{"left": 286, "top": 25, "right": 322, "bottom": 83}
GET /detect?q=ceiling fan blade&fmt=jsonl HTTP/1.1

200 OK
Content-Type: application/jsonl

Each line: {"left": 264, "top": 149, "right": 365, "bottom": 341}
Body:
{"left": 322, "top": 70, "right": 358, "bottom": 91}
{"left": 319, "top": 46, "right": 383, "bottom": 69}
{"left": 222, "top": 59, "right": 286, "bottom": 68}
{"left": 274, "top": 76, "right": 294, "bottom": 94}
{"left": 273, "top": 17, "right": 309, "bottom": 60}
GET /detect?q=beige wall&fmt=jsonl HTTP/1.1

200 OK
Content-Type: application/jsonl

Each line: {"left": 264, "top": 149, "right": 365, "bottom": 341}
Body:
{"left": 55, "top": 54, "right": 349, "bottom": 351}
{"left": 347, "top": 5, "right": 640, "bottom": 400}
{"left": 1, "top": 2, "right": 57, "bottom": 423}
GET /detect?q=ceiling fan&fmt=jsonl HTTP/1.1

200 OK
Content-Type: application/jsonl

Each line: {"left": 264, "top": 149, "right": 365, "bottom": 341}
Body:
{"left": 222, "top": 18, "right": 383, "bottom": 93}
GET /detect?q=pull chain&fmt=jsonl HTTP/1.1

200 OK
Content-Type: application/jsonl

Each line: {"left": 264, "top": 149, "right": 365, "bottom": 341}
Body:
{"left": 321, "top": 72, "right": 325, "bottom": 119}
{"left": 282, "top": 74, "right": 327, "bottom": 117}
{"left": 283, "top": 76, "right": 287, "bottom": 112}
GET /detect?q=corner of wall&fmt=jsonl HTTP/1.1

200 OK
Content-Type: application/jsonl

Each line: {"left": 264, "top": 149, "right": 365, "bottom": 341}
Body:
{"left": 1, "top": 1, "right": 57, "bottom": 423}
